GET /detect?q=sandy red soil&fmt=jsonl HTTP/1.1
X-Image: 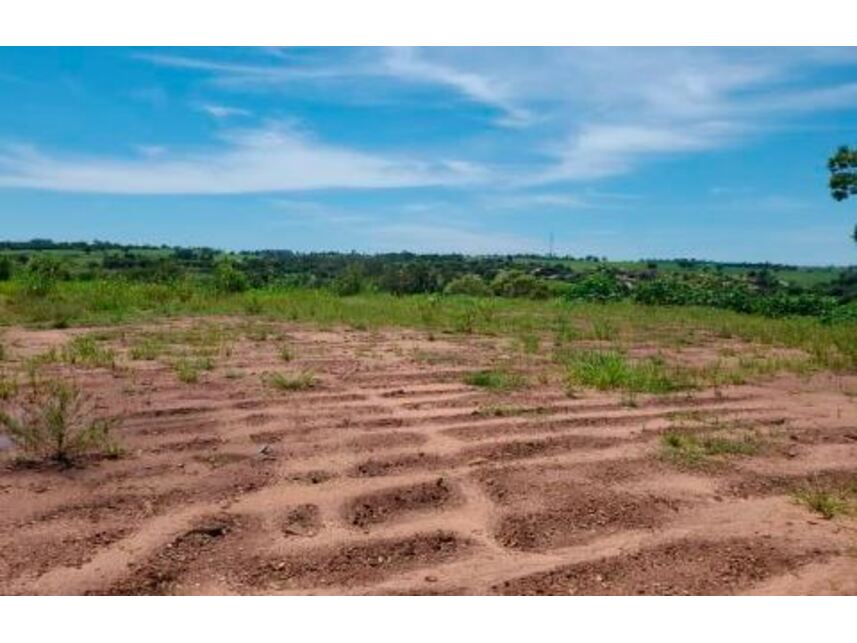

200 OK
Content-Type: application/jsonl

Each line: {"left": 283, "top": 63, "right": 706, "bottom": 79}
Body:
{"left": 1, "top": 319, "right": 856, "bottom": 595}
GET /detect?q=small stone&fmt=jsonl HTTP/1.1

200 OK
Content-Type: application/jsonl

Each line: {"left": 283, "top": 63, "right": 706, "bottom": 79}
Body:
{"left": 425, "top": 575, "right": 438, "bottom": 583}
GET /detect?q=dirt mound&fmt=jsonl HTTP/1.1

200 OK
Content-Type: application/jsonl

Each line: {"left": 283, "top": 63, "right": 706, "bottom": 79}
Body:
{"left": 493, "top": 537, "right": 829, "bottom": 595}
{"left": 495, "top": 488, "right": 679, "bottom": 550}
{"left": 280, "top": 504, "right": 322, "bottom": 537}
{"left": 238, "top": 531, "right": 471, "bottom": 591}
{"left": 104, "top": 514, "right": 241, "bottom": 595}
{"left": 350, "top": 452, "right": 444, "bottom": 478}
{"left": 724, "top": 468, "right": 857, "bottom": 498}
{"left": 462, "top": 434, "right": 618, "bottom": 464}
{"left": 345, "top": 478, "right": 457, "bottom": 528}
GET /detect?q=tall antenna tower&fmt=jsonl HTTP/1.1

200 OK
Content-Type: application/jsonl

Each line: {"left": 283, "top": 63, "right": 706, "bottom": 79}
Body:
{"left": 548, "top": 231, "right": 555, "bottom": 258}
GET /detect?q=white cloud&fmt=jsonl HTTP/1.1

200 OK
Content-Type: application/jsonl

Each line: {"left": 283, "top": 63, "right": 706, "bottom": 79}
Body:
{"left": 540, "top": 121, "right": 740, "bottom": 182}
{"left": 371, "top": 222, "right": 539, "bottom": 254}
{"left": 0, "top": 122, "right": 484, "bottom": 194}
{"left": 382, "top": 48, "right": 534, "bottom": 128}
{"left": 483, "top": 192, "right": 587, "bottom": 209}
{"left": 198, "top": 103, "right": 251, "bottom": 119}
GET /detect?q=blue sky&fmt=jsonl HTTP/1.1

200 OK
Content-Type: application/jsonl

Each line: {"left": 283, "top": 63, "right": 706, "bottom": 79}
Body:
{"left": 0, "top": 47, "right": 856, "bottom": 264}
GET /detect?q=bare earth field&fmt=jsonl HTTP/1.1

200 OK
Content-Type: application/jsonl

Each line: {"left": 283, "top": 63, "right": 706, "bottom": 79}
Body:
{"left": 1, "top": 318, "right": 856, "bottom": 595}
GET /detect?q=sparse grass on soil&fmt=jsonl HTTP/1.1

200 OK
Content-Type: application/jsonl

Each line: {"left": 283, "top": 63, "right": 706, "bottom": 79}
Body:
{"left": 464, "top": 369, "right": 526, "bottom": 391}
{"left": 263, "top": 371, "right": 317, "bottom": 391}
{"left": 475, "top": 404, "right": 549, "bottom": 417}
{"left": 564, "top": 350, "right": 690, "bottom": 394}
{"left": 1, "top": 282, "right": 854, "bottom": 374}
{"left": 661, "top": 429, "right": 760, "bottom": 467}
{"left": 793, "top": 485, "right": 857, "bottom": 519}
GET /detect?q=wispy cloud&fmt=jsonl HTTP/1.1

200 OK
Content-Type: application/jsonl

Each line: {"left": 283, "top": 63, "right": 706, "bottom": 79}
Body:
{"left": 382, "top": 48, "right": 534, "bottom": 128}
{"left": 0, "top": 122, "right": 484, "bottom": 194}
{"left": 197, "top": 103, "right": 251, "bottom": 119}
{"left": 371, "top": 222, "right": 539, "bottom": 254}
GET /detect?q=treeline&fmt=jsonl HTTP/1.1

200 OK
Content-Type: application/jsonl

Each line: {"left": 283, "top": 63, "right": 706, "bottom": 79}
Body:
{"left": 0, "top": 241, "right": 855, "bottom": 321}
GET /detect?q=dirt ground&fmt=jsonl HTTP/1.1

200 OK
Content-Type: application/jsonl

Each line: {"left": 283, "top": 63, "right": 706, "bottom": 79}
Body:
{"left": 1, "top": 319, "right": 856, "bottom": 595}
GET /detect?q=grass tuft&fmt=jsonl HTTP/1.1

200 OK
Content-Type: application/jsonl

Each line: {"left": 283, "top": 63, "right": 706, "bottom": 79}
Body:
{"left": 661, "top": 429, "right": 759, "bottom": 467}
{"left": 60, "top": 335, "right": 117, "bottom": 369}
{"left": 463, "top": 369, "right": 526, "bottom": 391}
{"left": 264, "top": 371, "right": 317, "bottom": 391}
{"left": 564, "top": 350, "right": 690, "bottom": 394}
{"left": 793, "top": 486, "right": 856, "bottom": 519}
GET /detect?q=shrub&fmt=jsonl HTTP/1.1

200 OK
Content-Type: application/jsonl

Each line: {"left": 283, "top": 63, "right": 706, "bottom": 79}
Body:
{"left": 444, "top": 274, "right": 492, "bottom": 297}
{"left": 0, "top": 255, "right": 12, "bottom": 281}
{"left": 0, "top": 378, "right": 121, "bottom": 465}
{"left": 332, "top": 263, "right": 366, "bottom": 296}
{"left": 21, "top": 254, "right": 68, "bottom": 297}
{"left": 214, "top": 259, "right": 250, "bottom": 293}
{"left": 566, "top": 271, "right": 629, "bottom": 302}
{"left": 491, "top": 270, "right": 550, "bottom": 299}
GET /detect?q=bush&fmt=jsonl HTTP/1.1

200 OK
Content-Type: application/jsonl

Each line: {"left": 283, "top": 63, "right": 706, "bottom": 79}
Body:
{"left": 0, "top": 255, "right": 12, "bottom": 281}
{"left": 444, "top": 274, "right": 492, "bottom": 297}
{"left": 332, "top": 264, "right": 366, "bottom": 296}
{"left": 0, "top": 378, "right": 121, "bottom": 465}
{"left": 21, "top": 254, "right": 68, "bottom": 297}
{"left": 565, "top": 271, "right": 629, "bottom": 302}
{"left": 214, "top": 259, "right": 250, "bottom": 293}
{"left": 491, "top": 270, "right": 550, "bottom": 299}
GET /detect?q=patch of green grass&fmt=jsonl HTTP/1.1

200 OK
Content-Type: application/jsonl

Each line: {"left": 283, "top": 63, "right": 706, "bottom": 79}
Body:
{"left": 263, "top": 370, "right": 317, "bottom": 391}
{"left": 661, "top": 429, "right": 759, "bottom": 467}
{"left": 60, "top": 335, "right": 117, "bottom": 369}
{"left": 564, "top": 350, "right": 691, "bottom": 394}
{"left": 129, "top": 337, "right": 165, "bottom": 360}
{"left": 1, "top": 281, "right": 855, "bottom": 374}
{"left": 519, "top": 333, "right": 540, "bottom": 355}
{"left": 464, "top": 369, "right": 526, "bottom": 391}
{"left": 279, "top": 345, "right": 293, "bottom": 362}
{"left": 589, "top": 319, "right": 619, "bottom": 341}
{"left": 172, "top": 356, "right": 213, "bottom": 384}
{"left": 793, "top": 486, "right": 856, "bottom": 519}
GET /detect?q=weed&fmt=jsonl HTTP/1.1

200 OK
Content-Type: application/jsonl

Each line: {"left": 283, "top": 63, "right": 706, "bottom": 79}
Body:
{"left": 61, "top": 335, "right": 117, "bottom": 369}
{"left": 564, "top": 350, "right": 691, "bottom": 394}
{"left": 661, "top": 429, "right": 759, "bottom": 467}
{"left": 793, "top": 485, "right": 857, "bottom": 519}
{"left": 173, "top": 359, "right": 199, "bottom": 384}
{"left": 0, "top": 377, "right": 121, "bottom": 465}
{"left": 590, "top": 319, "right": 619, "bottom": 341}
{"left": 464, "top": 369, "right": 526, "bottom": 391}
{"left": 129, "top": 337, "right": 165, "bottom": 360}
{"left": 264, "top": 371, "right": 316, "bottom": 391}
{"left": 279, "top": 345, "right": 293, "bottom": 362}
{"left": 475, "top": 404, "right": 548, "bottom": 417}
